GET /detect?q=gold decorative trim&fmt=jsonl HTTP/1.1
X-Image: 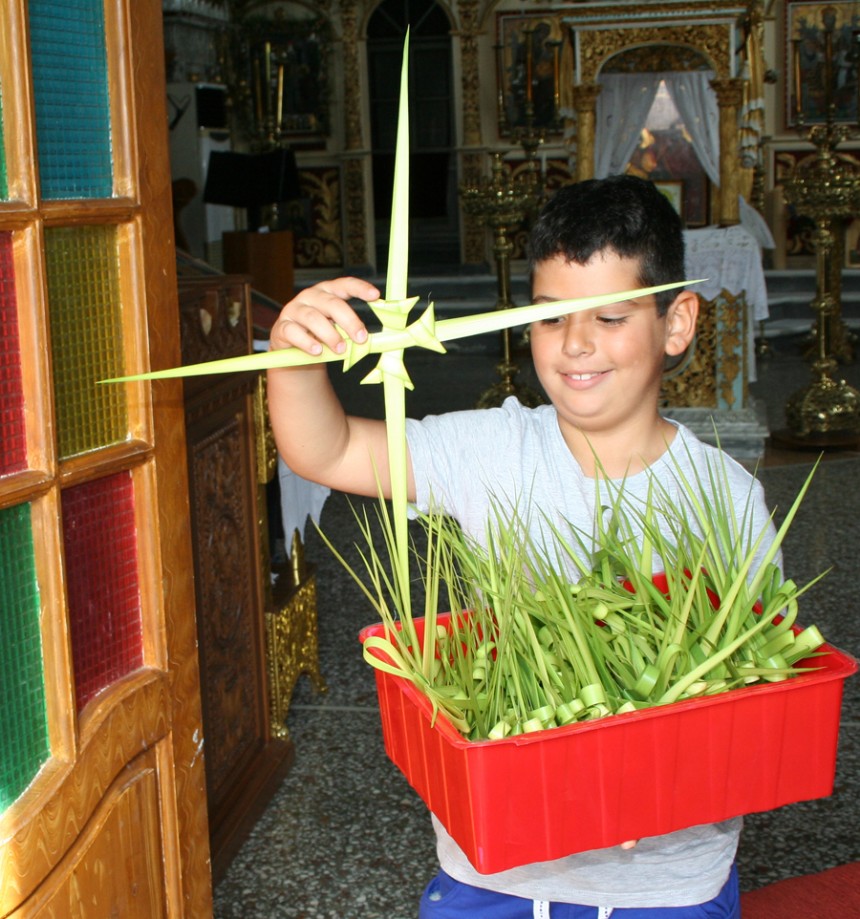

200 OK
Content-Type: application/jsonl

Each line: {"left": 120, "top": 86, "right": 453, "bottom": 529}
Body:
{"left": 661, "top": 292, "right": 717, "bottom": 408}
{"left": 254, "top": 376, "right": 278, "bottom": 486}
{"left": 457, "top": 0, "right": 482, "bottom": 147}
{"left": 295, "top": 167, "right": 344, "bottom": 268}
{"left": 574, "top": 22, "right": 733, "bottom": 84}
{"left": 461, "top": 150, "right": 488, "bottom": 263}
{"left": 716, "top": 290, "right": 746, "bottom": 411}
{"left": 340, "top": 0, "right": 369, "bottom": 266}
{"left": 265, "top": 567, "right": 327, "bottom": 741}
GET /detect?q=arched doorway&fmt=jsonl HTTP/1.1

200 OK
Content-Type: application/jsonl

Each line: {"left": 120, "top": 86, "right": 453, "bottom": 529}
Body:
{"left": 367, "top": 0, "right": 459, "bottom": 271}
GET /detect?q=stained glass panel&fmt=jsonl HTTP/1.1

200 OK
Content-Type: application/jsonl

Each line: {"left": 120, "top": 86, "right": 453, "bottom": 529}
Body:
{"left": 0, "top": 503, "right": 49, "bottom": 811}
{"left": 62, "top": 472, "right": 143, "bottom": 711}
{"left": 45, "top": 226, "right": 127, "bottom": 458}
{"left": 0, "top": 232, "right": 26, "bottom": 475}
{"left": 29, "top": 0, "right": 113, "bottom": 199}
{"left": 0, "top": 82, "right": 7, "bottom": 200}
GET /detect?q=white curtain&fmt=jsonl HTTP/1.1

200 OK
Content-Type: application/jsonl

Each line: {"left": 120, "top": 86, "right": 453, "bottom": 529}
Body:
{"left": 663, "top": 71, "right": 720, "bottom": 186}
{"left": 593, "top": 70, "right": 773, "bottom": 247}
{"left": 594, "top": 73, "right": 661, "bottom": 178}
{"left": 594, "top": 71, "right": 720, "bottom": 186}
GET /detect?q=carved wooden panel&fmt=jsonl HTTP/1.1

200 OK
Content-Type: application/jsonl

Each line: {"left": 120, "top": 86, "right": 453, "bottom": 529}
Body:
{"left": 189, "top": 408, "right": 262, "bottom": 799}
{"left": 179, "top": 274, "right": 292, "bottom": 882}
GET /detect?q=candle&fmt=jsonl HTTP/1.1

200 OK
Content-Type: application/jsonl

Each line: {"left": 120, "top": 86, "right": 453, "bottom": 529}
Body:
{"left": 525, "top": 29, "right": 534, "bottom": 103}
{"left": 495, "top": 42, "right": 507, "bottom": 123}
{"left": 264, "top": 42, "right": 272, "bottom": 117}
{"left": 823, "top": 27, "right": 833, "bottom": 112}
{"left": 548, "top": 38, "right": 562, "bottom": 122}
{"left": 254, "top": 58, "right": 264, "bottom": 127}
{"left": 792, "top": 38, "right": 802, "bottom": 120}
{"left": 276, "top": 64, "right": 285, "bottom": 131}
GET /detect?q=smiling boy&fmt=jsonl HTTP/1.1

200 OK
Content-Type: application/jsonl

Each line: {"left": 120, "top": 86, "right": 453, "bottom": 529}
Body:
{"left": 267, "top": 176, "right": 771, "bottom": 917}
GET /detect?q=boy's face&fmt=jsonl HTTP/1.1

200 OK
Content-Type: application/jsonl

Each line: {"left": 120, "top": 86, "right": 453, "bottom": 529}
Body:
{"left": 529, "top": 251, "right": 695, "bottom": 444}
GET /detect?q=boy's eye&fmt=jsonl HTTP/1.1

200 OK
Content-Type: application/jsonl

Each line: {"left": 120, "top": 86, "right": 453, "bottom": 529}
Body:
{"left": 535, "top": 312, "right": 629, "bottom": 329}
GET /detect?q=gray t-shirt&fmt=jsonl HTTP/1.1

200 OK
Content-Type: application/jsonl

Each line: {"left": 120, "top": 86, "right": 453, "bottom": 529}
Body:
{"left": 406, "top": 398, "right": 777, "bottom": 909}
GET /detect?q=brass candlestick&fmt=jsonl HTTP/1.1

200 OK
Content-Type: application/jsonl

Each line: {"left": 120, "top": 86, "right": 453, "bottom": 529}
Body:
{"left": 460, "top": 153, "right": 543, "bottom": 408}
{"left": 777, "top": 12, "right": 860, "bottom": 444}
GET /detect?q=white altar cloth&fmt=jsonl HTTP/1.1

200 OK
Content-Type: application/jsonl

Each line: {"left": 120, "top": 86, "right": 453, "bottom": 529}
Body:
{"left": 684, "top": 225, "right": 769, "bottom": 381}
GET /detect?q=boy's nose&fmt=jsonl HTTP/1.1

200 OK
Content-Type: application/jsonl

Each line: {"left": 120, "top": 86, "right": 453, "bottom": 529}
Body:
{"left": 561, "top": 317, "right": 594, "bottom": 355}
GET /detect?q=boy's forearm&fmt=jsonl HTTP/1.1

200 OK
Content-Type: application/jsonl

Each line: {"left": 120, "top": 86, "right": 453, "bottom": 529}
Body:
{"left": 266, "top": 363, "right": 351, "bottom": 485}
{"left": 264, "top": 276, "right": 412, "bottom": 499}
{"left": 266, "top": 363, "right": 403, "bottom": 499}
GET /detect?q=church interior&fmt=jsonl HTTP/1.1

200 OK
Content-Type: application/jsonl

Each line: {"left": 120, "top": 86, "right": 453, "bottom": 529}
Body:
{"left": 1, "top": 0, "right": 860, "bottom": 916}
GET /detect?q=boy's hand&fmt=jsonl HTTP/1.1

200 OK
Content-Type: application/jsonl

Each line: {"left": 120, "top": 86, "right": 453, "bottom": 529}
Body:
{"left": 270, "top": 277, "right": 380, "bottom": 356}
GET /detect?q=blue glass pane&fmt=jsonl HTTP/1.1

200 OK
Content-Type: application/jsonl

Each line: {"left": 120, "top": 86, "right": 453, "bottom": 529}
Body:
{"left": 29, "top": 0, "right": 113, "bottom": 199}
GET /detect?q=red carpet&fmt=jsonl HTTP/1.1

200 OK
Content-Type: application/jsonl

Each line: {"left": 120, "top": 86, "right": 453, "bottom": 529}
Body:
{"left": 740, "top": 861, "right": 860, "bottom": 917}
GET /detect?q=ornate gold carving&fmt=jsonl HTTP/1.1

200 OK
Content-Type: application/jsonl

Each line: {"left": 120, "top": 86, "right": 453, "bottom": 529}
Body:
{"left": 339, "top": 0, "right": 369, "bottom": 266}
{"left": 343, "top": 157, "right": 369, "bottom": 267}
{"left": 570, "top": 82, "right": 602, "bottom": 112}
{"left": 575, "top": 22, "right": 732, "bottom": 84}
{"left": 457, "top": 0, "right": 484, "bottom": 266}
{"left": 295, "top": 167, "right": 344, "bottom": 268}
{"left": 710, "top": 77, "right": 744, "bottom": 225}
{"left": 717, "top": 291, "right": 745, "bottom": 411}
{"left": 461, "top": 149, "right": 487, "bottom": 264}
{"left": 254, "top": 376, "right": 278, "bottom": 486}
{"left": 660, "top": 290, "right": 749, "bottom": 410}
{"left": 570, "top": 83, "right": 601, "bottom": 182}
{"left": 340, "top": 0, "right": 362, "bottom": 152}
{"left": 602, "top": 44, "right": 711, "bottom": 73}
{"left": 457, "top": 0, "right": 482, "bottom": 147}
{"left": 661, "top": 293, "right": 717, "bottom": 408}
{"left": 265, "top": 565, "right": 327, "bottom": 741}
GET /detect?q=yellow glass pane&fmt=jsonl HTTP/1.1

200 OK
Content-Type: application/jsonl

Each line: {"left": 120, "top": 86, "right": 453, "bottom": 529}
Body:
{"left": 45, "top": 226, "right": 127, "bottom": 458}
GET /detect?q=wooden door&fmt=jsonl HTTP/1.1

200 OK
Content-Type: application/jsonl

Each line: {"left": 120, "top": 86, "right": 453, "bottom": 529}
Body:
{"left": 0, "top": 1, "right": 212, "bottom": 916}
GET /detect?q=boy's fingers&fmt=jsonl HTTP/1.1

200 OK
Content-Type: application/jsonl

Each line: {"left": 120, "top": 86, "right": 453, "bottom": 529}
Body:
{"left": 272, "top": 277, "right": 379, "bottom": 355}
{"left": 314, "top": 276, "right": 380, "bottom": 305}
{"left": 290, "top": 295, "right": 369, "bottom": 353}
{"left": 272, "top": 315, "right": 326, "bottom": 355}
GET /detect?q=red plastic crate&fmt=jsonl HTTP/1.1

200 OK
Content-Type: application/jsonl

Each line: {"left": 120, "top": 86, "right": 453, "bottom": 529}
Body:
{"left": 360, "top": 613, "right": 857, "bottom": 874}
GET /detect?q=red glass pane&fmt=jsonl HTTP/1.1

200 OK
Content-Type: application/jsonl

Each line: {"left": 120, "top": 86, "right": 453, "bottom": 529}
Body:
{"left": 0, "top": 232, "right": 26, "bottom": 476}
{"left": 62, "top": 472, "right": 143, "bottom": 710}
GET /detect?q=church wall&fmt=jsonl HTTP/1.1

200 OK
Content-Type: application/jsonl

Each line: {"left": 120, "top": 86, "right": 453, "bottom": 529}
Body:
{"left": 162, "top": 1, "right": 860, "bottom": 277}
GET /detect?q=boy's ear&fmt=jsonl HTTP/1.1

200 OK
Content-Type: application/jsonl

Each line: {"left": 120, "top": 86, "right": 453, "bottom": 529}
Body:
{"left": 664, "top": 290, "right": 699, "bottom": 356}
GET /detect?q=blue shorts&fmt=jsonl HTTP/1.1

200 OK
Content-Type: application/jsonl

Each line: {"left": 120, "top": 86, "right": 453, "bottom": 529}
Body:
{"left": 418, "top": 863, "right": 739, "bottom": 919}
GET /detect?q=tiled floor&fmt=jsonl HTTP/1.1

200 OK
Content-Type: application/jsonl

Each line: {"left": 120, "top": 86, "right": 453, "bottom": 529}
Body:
{"left": 212, "top": 331, "right": 860, "bottom": 918}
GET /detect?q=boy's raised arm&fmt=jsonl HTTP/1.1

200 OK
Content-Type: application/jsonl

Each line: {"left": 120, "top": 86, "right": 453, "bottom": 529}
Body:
{"left": 266, "top": 277, "right": 416, "bottom": 501}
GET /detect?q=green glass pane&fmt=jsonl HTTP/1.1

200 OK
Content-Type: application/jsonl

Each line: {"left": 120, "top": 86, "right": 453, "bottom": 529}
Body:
{"left": 45, "top": 226, "right": 127, "bottom": 458}
{"left": 0, "top": 80, "right": 7, "bottom": 200}
{"left": 0, "top": 503, "right": 49, "bottom": 811}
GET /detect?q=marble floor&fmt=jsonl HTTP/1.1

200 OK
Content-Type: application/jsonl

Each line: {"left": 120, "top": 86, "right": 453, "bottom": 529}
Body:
{"left": 213, "top": 332, "right": 860, "bottom": 918}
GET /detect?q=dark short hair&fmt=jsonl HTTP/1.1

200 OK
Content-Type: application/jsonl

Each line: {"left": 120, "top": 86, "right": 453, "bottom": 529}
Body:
{"left": 527, "top": 175, "right": 685, "bottom": 314}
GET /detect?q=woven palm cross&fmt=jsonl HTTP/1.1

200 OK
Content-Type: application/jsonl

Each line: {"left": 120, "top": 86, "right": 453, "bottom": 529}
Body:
{"left": 105, "top": 30, "right": 693, "bottom": 618}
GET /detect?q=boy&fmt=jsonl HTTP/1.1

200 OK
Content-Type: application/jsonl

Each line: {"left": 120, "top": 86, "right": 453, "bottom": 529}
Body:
{"left": 267, "top": 176, "right": 770, "bottom": 917}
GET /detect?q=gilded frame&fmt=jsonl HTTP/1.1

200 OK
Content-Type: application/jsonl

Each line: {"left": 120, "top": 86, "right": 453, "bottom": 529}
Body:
{"left": 495, "top": 10, "right": 565, "bottom": 137}
{"left": 786, "top": 1, "right": 860, "bottom": 126}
